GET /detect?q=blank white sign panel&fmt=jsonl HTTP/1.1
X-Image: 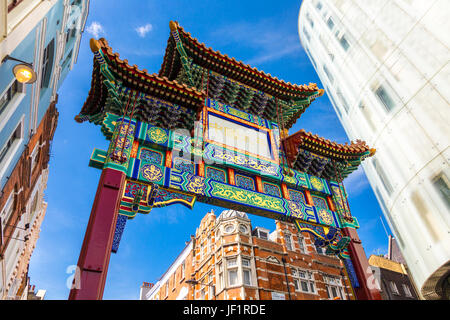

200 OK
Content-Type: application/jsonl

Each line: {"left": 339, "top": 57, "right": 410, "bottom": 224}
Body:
{"left": 208, "top": 114, "right": 272, "bottom": 159}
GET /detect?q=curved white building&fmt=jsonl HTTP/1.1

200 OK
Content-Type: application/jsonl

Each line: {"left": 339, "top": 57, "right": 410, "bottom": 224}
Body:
{"left": 298, "top": 0, "right": 449, "bottom": 299}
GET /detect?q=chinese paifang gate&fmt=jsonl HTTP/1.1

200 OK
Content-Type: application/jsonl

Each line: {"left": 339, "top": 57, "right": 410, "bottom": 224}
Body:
{"left": 69, "top": 21, "right": 381, "bottom": 300}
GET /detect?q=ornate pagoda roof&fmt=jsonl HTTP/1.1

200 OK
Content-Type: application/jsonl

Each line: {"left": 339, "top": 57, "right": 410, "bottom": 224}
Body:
{"left": 76, "top": 38, "right": 205, "bottom": 129}
{"left": 282, "top": 129, "right": 375, "bottom": 181}
{"left": 159, "top": 21, "right": 324, "bottom": 128}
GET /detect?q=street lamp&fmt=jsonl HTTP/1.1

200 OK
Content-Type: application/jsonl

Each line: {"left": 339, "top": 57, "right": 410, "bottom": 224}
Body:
{"left": 185, "top": 279, "right": 216, "bottom": 297}
{"left": 1, "top": 55, "right": 37, "bottom": 84}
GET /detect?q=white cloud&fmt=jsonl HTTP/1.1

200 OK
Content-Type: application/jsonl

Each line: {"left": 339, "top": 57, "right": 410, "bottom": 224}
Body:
{"left": 85, "top": 21, "right": 105, "bottom": 38}
{"left": 135, "top": 23, "right": 153, "bottom": 38}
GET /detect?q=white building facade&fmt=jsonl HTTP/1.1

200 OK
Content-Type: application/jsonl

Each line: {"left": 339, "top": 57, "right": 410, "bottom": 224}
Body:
{"left": 298, "top": 0, "right": 449, "bottom": 300}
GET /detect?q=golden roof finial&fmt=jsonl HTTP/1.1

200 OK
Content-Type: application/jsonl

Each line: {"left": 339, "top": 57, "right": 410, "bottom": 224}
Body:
{"left": 89, "top": 38, "right": 101, "bottom": 52}
{"left": 169, "top": 21, "right": 178, "bottom": 32}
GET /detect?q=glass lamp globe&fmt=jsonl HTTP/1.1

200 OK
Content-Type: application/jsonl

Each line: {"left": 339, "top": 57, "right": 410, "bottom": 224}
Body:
{"left": 12, "top": 64, "right": 37, "bottom": 84}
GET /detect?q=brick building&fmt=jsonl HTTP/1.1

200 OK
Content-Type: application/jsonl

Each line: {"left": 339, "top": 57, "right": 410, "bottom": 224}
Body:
{"left": 368, "top": 236, "right": 419, "bottom": 300}
{"left": 0, "top": 0, "right": 89, "bottom": 299}
{"left": 0, "top": 102, "right": 58, "bottom": 299}
{"left": 140, "top": 209, "right": 355, "bottom": 300}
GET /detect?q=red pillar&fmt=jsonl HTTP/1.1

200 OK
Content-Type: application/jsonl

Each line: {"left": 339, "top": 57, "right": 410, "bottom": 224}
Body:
{"left": 69, "top": 168, "right": 126, "bottom": 300}
{"left": 342, "top": 227, "right": 382, "bottom": 300}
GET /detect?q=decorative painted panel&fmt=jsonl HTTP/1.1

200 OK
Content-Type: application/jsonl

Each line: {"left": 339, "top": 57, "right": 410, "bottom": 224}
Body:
{"left": 235, "top": 174, "right": 256, "bottom": 191}
{"left": 139, "top": 163, "right": 165, "bottom": 185}
{"left": 263, "top": 182, "right": 281, "bottom": 198}
{"left": 208, "top": 98, "right": 267, "bottom": 129}
{"left": 209, "top": 180, "right": 285, "bottom": 214}
{"left": 203, "top": 144, "right": 279, "bottom": 177}
{"left": 173, "top": 157, "right": 195, "bottom": 174}
{"left": 205, "top": 166, "right": 227, "bottom": 183}
{"left": 139, "top": 148, "right": 163, "bottom": 165}
{"left": 288, "top": 189, "right": 306, "bottom": 204}
{"left": 312, "top": 195, "right": 328, "bottom": 210}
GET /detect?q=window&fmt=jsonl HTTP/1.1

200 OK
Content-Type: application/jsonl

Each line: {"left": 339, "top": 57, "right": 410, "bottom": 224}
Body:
{"left": 284, "top": 234, "right": 293, "bottom": 251}
{"left": 242, "top": 258, "right": 252, "bottom": 286}
{"left": 298, "top": 235, "right": 306, "bottom": 254}
{"left": 40, "top": 38, "right": 55, "bottom": 89}
{"left": 306, "top": 13, "right": 314, "bottom": 28}
{"left": 0, "top": 119, "right": 23, "bottom": 166}
{"left": 239, "top": 224, "right": 248, "bottom": 234}
{"left": 30, "top": 192, "right": 39, "bottom": 221}
{"left": 227, "top": 258, "right": 237, "bottom": 267}
{"left": 303, "top": 27, "right": 311, "bottom": 42}
{"left": 224, "top": 224, "right": 234, "bottom": 233}
{"left": 30, "top": 144, "right": 39, "bottom": 172}
{"left": 327, "top": 17, "right": 335, "bottom": 30}
{"left": 7, "top": 0, "right": 25, "bottom": 13}
{"left": 315, "top": 244, "right": 325, "bottom": 255}
{"left": 0, "top": 81, "right": 23, "bottom": 117}
{"left": 208, "top": 273, "right": 214, "bottom": 298}
{"left": 336, "top": 90, "right": 350, "bottom": 113}
{"left": 322, "top": 64, "right": 334, "bottom": 84}
{"left": 316, "top": 2, "right": 322, "bottom": 10}
{"left": 62, "top": 50, "right": 73, "bottom": 69}
{"left": 200, "top": 287, "right": 205, "bottom": 300}
{"left": 292, "top": 269, "right": 316, "bottom": 294}
{"left": 258, "top": 230, "right": 268, "bottom": 240}
{"left": 390, "top": 281, "right": 399, "bottom": 295}
{"left": 375, "top": 85, "right": 395, "bottom": 112}
{"left": 165, "top": 282, "right": 169, "bottom": 297}
{"left": 358, "top": 101, "right": 375, "bottom": 131}
{"left": 324, "top": 275, "right": 346, "bottom": 300}
{"left": 339, "top": 35, "right": 350, "bottom": 51}
{"left": 373, "top": 158, "right": 394, "bottom": 195}
{"left": 227, "top": 258, "right": 238, "bottom": 286}
{"left": 0, "top": 192, "right": 14, "bottom": 232}
{"left": 432, "top": 173, "right": 450, "bottom": 208}
{"left": 200, "top": 242, "right": 204, "bottom": 260}
{"left": 402, "top": 284, "right": 413, "bottom": 297}
{"left": 217, "top": 262, "right": 224, "bottom": 290}
{"left": 181, "top": 261, "right": 185, "bottom": 279}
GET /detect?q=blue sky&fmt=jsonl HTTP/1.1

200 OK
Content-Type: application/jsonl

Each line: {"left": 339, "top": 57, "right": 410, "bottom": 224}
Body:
{"left": 28, "top": 0, "right": 391, "bottom": 300}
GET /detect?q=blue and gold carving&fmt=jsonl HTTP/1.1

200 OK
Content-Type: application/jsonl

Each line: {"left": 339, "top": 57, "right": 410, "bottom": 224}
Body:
{"left": 288, "top": 189, "right": 306, "bottom": 204}
{"left": 209, "top": 181, "right": 285, "bottom": 214}
{"left": 104, "top": 118, "right": 136, "bottom": 173}
{"left": 287, "top": 200, "right": 316, "bottom": 222}
{"left": 112, "top": 214, "right": 127, "bottom": 253}
{"left": 141, "top": 164, "right": 164, "bottom": 183}
{"left": 185, "top": 175, "right": 206, "bottom": 194}
{"left": 208, "top": 98, "right": 267, "bottom": 128}
{"left": 205, "top": 166, "right": 227, "bottom": 183}
{"left": 173, "top": 157, "right": 195, "bottom": 174}
{"left": 235, "top": 174, "right": 255, "bottom": 191}
{"left": 147, "top": 126, "right": 168, "bottom": 144}
{"left": 146, "top": 125, "right": 169, "bottom": 145}
{"left": 312, "top": 195, "right": 328, "bottom": 210}
{"left": 309, "top": 176, "right": 324, "bottom": 192}
{"left": 263, "top": 182, "right": 281, "bottom": 197}
{"left": 152, "top": 187, "right": 196, "bottom": 209}
{"left": 139, "top": 148, "right": 163, "bottom": 165}
{"left": 204, "top": 144, "right": 278, "bottom": 176}
{"left": 317, "top": 208, "right": 333, "bottom": 225}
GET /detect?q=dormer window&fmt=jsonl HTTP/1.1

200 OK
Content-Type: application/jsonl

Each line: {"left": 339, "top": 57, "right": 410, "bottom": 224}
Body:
{"left": 259, "top": 230, "right": 268, "bottom": 240}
